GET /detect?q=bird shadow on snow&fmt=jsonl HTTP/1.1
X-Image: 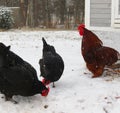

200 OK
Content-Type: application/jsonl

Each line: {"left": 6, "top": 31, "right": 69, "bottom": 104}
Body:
{"left": 0, "top": 94, "right": 46, "bottom": 106}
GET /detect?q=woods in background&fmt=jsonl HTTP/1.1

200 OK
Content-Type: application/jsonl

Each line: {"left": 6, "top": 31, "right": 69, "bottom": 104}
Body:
{"left": 0, "top": 0, "right": 84, "bottom": 29}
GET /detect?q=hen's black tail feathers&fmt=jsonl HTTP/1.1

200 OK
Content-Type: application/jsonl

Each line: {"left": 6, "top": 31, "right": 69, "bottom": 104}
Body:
{"left": 42, "top": 37, "right": 48, "bottom": 46}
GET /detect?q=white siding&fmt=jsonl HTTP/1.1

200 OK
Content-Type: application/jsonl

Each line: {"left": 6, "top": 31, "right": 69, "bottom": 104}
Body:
{"left": 119, "top": 0, "right": 120, "bottom": 14}
{"left": 113, "top": 0, "right": 120, "bottom": 27}
{"left": 90, "top": 0, "right": 111, "bottom": 27}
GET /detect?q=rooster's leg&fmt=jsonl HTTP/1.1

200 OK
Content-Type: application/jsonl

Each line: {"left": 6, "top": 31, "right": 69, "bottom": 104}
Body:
{"left": 86, "top": 63, "right": 104, "bottom": 78}
{"left": 92, "top": 74, "right": 102, "bottom": 78}
{"left": 92, "top": 67, "right": 104, "bottom": 78}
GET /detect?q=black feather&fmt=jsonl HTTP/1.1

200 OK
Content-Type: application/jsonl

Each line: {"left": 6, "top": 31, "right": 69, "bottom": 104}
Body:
{"left": 39, "top": 38, "right": 64, "bottom": 83}
{"left": 0, "top": 43, "right": 48, "bottom": 101}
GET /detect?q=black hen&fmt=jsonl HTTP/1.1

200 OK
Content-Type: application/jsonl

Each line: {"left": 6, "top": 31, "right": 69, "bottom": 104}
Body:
{"left": 0, "top": 43, "right": 24, "bottom": 67}
{"left": 39, "top": 38, "right": 64, "bottom": 87}
{"left": 0, "top": 43, "right": 49, "bottom": 103}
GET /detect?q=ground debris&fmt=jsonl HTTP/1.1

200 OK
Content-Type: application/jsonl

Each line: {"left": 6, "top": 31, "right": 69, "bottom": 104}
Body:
{"left": 107, "top": 63, "right": 120, "bottom": 70}
{"left": 103, "top": 107, "right": 109, "bottom": 113}
{"left": 115, "top": 96, "right": 120, "bottom": 99}
{"left": 44, "top": 105, "right": 48, "bottom": 109}
{"left": 104, "top": 63, "right": 120, "bottom": 81}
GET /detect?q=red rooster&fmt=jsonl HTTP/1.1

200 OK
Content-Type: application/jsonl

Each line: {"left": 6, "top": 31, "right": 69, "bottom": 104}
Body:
{"left": 78, "top": 24, "right": 120, "bottom": 78}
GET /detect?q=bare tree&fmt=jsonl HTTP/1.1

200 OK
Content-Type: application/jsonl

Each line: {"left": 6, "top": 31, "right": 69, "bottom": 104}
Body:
{"left": 46, "top": 0, "right": 52, "bottom": 28}
{"left": 53, "top": 0, "right": 66, "bottom": 24}
{"left": 0, "top": 0, "right": 85, "bottom": 29}
{"left": 37, "top": 0, "right": 53, "bottom": 28}
{"left": 72, "top": 0, "right": 85, "bottom": 25}
{"left": 19, "top": 0, "right": 38, "bottom": 27}
{"left": 33, "top": 0, "right": 38, "bottom": 26}
{"left": 19, "top": 0, "right": 28, "bottom": 26}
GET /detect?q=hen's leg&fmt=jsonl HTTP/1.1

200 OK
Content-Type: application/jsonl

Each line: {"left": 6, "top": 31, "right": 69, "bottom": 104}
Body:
{"left": 52, "top": 82, "right": 55, "bottom": 88}
{"left": 4, "top": 94, "right": 18, "bottom": 104}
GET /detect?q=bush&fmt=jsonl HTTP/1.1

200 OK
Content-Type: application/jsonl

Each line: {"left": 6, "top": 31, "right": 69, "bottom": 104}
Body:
{"left": 0, "top": 7, "right": 14, "bottom": 29}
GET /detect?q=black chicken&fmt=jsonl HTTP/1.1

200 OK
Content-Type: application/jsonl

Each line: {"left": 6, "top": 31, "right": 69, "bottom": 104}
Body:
{"left": 39, "top": 38, "right": 64, "bottom": 87}
{"left": 0, "top": 43, "right": 49, "bottom": 103}
{"left": 0, "top": 43, "right": 24, "bottom": 67}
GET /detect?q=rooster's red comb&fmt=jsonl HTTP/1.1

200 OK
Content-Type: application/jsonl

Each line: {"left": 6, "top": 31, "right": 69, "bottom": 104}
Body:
{"left": 78, "top": 24, "right": 85, "bottom": 36}
{"left": 78, "top": 24, "right": 85, "bottom": 30}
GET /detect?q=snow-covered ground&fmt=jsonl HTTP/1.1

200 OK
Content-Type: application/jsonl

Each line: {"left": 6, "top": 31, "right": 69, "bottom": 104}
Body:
{"left": 0, "top": 30, "right": 119, "bottom": 113}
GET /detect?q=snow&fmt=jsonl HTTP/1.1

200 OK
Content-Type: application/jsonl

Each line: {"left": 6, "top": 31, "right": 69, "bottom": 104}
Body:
{"left": 0, "top": 30, "right": 119, "bottom": 113}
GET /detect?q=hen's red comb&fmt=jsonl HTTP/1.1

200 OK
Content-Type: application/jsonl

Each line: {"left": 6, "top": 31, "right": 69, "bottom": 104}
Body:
{"left": 42, "top": 78, "right": 51, "bottom": 85}
{"left": 41, "top": 87, "right": 50, "bottom": 96}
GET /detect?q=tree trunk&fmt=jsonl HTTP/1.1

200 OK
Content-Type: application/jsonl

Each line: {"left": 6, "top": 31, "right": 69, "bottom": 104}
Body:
{"left": 33, "top": 0, "right": 38, "bottom": 27}
{"left": 46, "top": 0, "right": 51, "bottom": 28}
{"left": 26, "top": 0, "right": 35, "bottom": 27}
{"left": 19, "top": 0, "right": 28, "bottom": 26}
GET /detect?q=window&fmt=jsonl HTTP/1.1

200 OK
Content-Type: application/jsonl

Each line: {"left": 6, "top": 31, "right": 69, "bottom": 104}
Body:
{"left": 115, "top": 0, "right": 120, "bottom": 18}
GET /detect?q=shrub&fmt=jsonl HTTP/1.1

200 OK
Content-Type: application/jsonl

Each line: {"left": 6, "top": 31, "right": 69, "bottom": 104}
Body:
{"left": 0, "top": 7, "right": 14, "bottom": 29}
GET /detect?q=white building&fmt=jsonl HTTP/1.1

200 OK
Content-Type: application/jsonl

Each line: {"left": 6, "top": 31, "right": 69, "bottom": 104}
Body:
{"left": 85, "top": 0, "right": 120, "bottom": 31}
